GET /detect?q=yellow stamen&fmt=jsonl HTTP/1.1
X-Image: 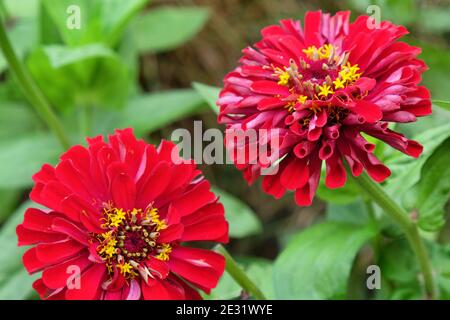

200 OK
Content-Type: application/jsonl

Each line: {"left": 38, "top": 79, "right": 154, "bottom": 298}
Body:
{"left": 318, "top": 84, "right": 334, "bottom": 98}
{"left": 277, "top": 71, "right": 290, "bottom": 86}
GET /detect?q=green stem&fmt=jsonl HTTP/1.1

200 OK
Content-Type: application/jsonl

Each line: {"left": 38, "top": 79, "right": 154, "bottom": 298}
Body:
{"left": 0, "top": 17, "right": 70, "bottom": 149}
{"left": 215, "top": 245, "right": 267, "bottom": 300}
{"left": 353, "top": 173, "right": 436, "bottom": 299}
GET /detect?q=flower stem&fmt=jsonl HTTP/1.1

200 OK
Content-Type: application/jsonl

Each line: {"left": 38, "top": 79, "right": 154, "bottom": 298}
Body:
{"left": 0, "top": 18, "right": 70, "bottom": 149}
{"left": 353, "top": 173, "right": 436, "bottom": 299}
{"left": 215, "top": 245, "right": 267, "bottom": 300}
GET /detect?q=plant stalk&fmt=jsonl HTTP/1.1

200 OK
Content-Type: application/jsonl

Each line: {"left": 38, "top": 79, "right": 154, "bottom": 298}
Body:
{"left": 353, "top": 173, "right": 436, "bottom": 299}
{"left": 0, "top": 17, "right": 70, "bottom": 149}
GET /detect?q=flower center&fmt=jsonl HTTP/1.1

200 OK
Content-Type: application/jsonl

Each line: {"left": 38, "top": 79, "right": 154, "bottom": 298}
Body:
{"left": 273, "top": 44, "right": 362, "bottom": 117}
{"left": 94, "top": 203, "right": 171, "bottom": 279}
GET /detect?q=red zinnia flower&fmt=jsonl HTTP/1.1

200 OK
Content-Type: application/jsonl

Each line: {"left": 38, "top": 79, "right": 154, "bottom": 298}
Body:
{"left": 17, "top": 129, "right": 229, "bottom": 300}
{"left": 218, "top": 11, "right": 431, "bottom": 206}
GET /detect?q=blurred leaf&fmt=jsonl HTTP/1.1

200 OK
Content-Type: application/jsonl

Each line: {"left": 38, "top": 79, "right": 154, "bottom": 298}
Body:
{"left": 0, "top": 189, "right": 21, "bottom": 224}
{"left": 212, "top": 187, "right": 262, "bottom": 238}
{"left": 131, "top": 6, "right": 209, "bottom": 53}
{"left": 412, "top": 41, "right": 450, "bottom": 101}
{"left": 0, "top": 133, "right": 61, "bottom": 188}
{"left": 434, "top": 100, "right": 450, "bottom": 111}
{"left": 326, "top": 199, "right": 370, "bottom": 225}
{"left": 0, "top": 18, "right": 38, "bottom": 73}
{"left": 42, "top": 0, "right": 148, "bottom": 46}
{"left": 4, "top": 0, "right": 39, "bottom": 18}
{"left": 27, "top": 44, "right": 130, "bottom": 110}
{"left": 413, "top": 138, "right": 450, "bottom": 231}
{"left": 419, "top": 8, "right": 450, "bottom": 33}
{"left": 242, "top": 258, "right": 274, "bottom": 299}
{"left": 114, "top": 89, "right": 206, "bottom": 137}
{"left": 0, "top": 103, "right": 40, "bottom": 140}
{"left": 44, "top": 43, "right": 115, "bottom": 68}
{"left": 192, "top": 82, "right": 220, "bottom": 114}
{"left": 317, "top": 176, "right": 360, "bottom": 205}
{"left": 0, "top": 201, "right": 38, "bottom": 300}
{"left": 204, "top": 271, "right": 241, "bottom": 300}
{"left": 273, "top": 221, "right": 376, "bottom": 299}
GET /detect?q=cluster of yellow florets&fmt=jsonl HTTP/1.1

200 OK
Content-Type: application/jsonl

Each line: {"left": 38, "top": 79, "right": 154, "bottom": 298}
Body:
{"left": 95, "top": 204, "right": 172, "bottom": 278}
{"left": 302, "top": 44, "right": 336, "bottom": 60}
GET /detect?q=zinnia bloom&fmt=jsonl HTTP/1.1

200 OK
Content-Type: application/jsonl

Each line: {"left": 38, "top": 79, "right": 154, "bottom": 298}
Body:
{"left": 17, "top": 129, "right": 228, "bottom": 300}
{"left": 218, "top": 11, "right": 431, "bottom": 206}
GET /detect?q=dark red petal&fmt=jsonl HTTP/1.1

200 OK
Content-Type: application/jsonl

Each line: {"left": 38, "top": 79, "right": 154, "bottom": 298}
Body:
{"left": 280, "top": 157, "right": 309, "bottom": 190}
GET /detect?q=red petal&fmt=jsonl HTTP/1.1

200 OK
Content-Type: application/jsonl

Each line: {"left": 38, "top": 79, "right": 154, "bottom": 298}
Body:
{"left": 280, "top": 158, "right": 309, "bottom": 190}
{"left": 65, "top": 263, "right": 106, "bottom": 300}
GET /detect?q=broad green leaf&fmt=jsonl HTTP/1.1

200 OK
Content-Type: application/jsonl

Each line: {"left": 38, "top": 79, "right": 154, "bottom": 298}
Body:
{"left": 413, "top": 138, "right": 450, "bottom": 231}
{"left": 326, "top": 199, "right": 370, "bottom": 225}
{"left": 113, "top": 89, "right": 206, "bottom": 137}
{"left": 41, "top": 0, "right": 148, "bottom": 46}
{"left": 192, "top": 82, "right": 220, "bottom": 114}
{"left": 131, "top": 6, "right": 209, "bottom": 53}
{"left": 0, "top": 103, "right": 40, "bottom": 140}
{"left": 434, "top": 100, "right": 450, "bottom": 111}
{"left": 0, "top": 133, "right": 61, "bottom": 188}
{"left": 273, "top": 221, "right": 377, "bottom": 299}
{"left": 212, "top": 187, "right": 262, "bottom": 238}
{"left": 0, "top": 201, "right": 37, "bottom": 300}
{"left": 27, "top": 44, "right": 130, "bottom": 110}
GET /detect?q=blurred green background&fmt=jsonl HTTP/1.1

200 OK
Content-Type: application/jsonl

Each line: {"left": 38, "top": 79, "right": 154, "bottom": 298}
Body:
{"left": 0, "top": 0, "right": 449, "bottom": 300}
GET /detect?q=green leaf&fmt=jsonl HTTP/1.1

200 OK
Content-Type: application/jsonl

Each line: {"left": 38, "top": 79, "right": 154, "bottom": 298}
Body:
{"left": 0, "top": 189, "right": 21, "bottom": 224}
{"left": 0, "top": 17, "right": 38, "bottom": 73}
{"left": 4, "top": 0, "right": 39, "bottom": 18}
{"left": 113, "top": 89, "right": 206, "bottom": 137}
{"left": 27, "top": 44, "right": 130, "bottom": 110}
{"left": 273, "top": 221, "right": 376, "bottom": 299}
{"left": 413, "top": 138, "right": 450, "bottom": 231}
{"left": 131, "top": 6, "right": 209, "bottom": 53}
{"left": 434, "top": 100, "right": 450, "bottom": 111}
{"left": 0, "top": 201, "right": 38, "bottom": 300}
{"left": 317, "top": 176, "right": 360, "bottom": 205}
{"left": 326, "top": 199, "right": 370, "bottom": 225}
{"left": 0, "top": 133, "right": 61, "bottom": 188}
{"left": 212, "top": 187, "right": 262, "bottom": 238}
{"left": 0, "top": 102, "right": 40, "bottom": 140}
{"left": 204, "top": 271, "right": 241, "bottom": 300}
{"left": 192, "top": 82, "right": 220, "bottom": 115}
{"left": 41, "top": 0, "right": 148, "bottom": 46}
{"left": 44, "top": 44, "right": 115, "bottom": 68}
